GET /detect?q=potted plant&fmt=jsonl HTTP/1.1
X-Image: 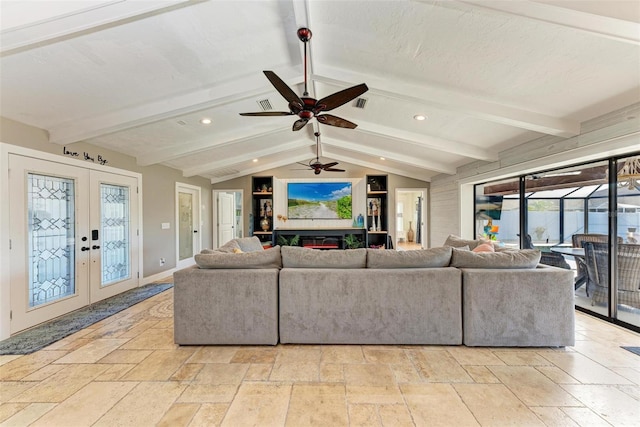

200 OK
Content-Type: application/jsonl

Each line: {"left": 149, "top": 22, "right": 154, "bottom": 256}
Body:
{"left": 344, "top": 234, "right": 364, "bottom": 249}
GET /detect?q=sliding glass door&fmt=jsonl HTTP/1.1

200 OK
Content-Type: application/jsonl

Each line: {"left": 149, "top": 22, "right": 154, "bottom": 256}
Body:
{"left": 474, "top": 155, "right": 640, "bottom": 331}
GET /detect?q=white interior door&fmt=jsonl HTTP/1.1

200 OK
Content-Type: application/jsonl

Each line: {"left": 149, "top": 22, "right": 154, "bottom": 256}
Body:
{"left": 89, "top": 171, "right": 139, "bottom": 302}
{"left": 9, "top": 155, "right": 90, "bottom": 333}
{"left": 217, "top": 192, "right": 235, "bottom": 246}
{"left": 9, "top": 155, "right": 141, "bottom": 334}
{"left": 176, "top": 184, "right": 201, "bottom": 269}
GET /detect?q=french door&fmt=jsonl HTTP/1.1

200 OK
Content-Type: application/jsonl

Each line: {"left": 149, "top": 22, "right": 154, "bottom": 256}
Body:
{"left": 9, "top": 155, "right": 139, "bottom": 334}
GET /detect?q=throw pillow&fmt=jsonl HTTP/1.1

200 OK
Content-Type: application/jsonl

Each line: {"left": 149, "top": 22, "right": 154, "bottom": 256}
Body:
{"left": 281, "top": 246, "right": 366, "bottom": 268}
{"left": 195, "top": 246, "right": 281, "bottom": 269}
{"left": 366, "top": 247, "right": 452, "bottom": 268}
{"left": 443, "top": 234, "right": 487, "bottom": 250}
{"left": 235, "top": 236, "right": 264, "bottom": 252}
{"left": 472, "top": 243, "right": 495, "bottom": 253}
{"left": 450, "top": 249, "right": 541, "bottom": 269}
{"left": 217, "top": 239, "right": 242, "bottom": 253}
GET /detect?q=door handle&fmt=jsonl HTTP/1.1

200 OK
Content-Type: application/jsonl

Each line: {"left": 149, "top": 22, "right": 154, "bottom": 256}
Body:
{"left": 92, "top": 245, "right": 100, "bottom": 250}
{"left": 81, "top": 246, "right": 90, "bottom": 251}
{"left": 193, "top": 230, "right": 198, "bottom": 233}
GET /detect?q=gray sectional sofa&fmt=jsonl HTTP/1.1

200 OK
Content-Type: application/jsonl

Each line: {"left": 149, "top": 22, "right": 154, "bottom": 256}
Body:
{"left": 173, "top": 237, "right": 575, "bottom": 347}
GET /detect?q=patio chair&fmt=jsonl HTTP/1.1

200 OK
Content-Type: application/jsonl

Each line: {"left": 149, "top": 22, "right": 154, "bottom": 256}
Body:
{"left": 583, "top": 242, "right": 640, "bottom": 309}
{"left": 522, "top": 234, "right": 570, "bottom": 269}
{"left": 572, "top": 234, "right": 622, "bottom": 296}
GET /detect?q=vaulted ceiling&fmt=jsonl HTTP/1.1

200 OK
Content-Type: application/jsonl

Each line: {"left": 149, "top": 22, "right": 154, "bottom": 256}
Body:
{"left": 1, "top": 0, "right": 639, "bottom": 183}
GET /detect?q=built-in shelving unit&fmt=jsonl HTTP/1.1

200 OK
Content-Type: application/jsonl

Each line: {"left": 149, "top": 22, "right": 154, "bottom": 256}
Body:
{"left": 366, "top": 174, "right": 389, "bottom": 248}
{"left": 251, "top": 176, "right": 273, "bottom": 245}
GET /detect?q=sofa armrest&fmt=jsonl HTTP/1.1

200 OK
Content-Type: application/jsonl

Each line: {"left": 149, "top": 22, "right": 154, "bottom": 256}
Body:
{"left": 460, "top": 265, "right": 575, "bottom": 347}
{"left": 173, "top": 267, "right": 279, "bottom": 345}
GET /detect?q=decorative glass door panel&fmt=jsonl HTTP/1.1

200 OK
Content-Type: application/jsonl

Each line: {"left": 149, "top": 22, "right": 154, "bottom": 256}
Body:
{"left": 179, "top": 191, "right": 194, "bottom": 261}
{"left": 100, "top": 183, "right": 130, "bottom": 286}
{"left": 176, "top": 184, "right": 200, "bottom": 270}
{"left": 27, "top": 173, "right": 77, "bottom": 307}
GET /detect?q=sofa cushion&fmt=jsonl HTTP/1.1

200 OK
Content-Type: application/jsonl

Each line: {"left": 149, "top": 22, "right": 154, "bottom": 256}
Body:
{"left": 472, "top": 243, "right": 495, "bottom": 253}
{"left": 195, "top": 246, "right": 281, "bottom": 269}
{"left": 366, "top": 247, "right": 452, "bottom": 268}
{"left": 450, "top": 248, "right": 541, "bottom": 269}
{"left": 443, "top": 234, "right": 488, "bottom": 250}
{"left": 234, "top": 236, "right": 264, "bottom": 252}
{"left": 281, "top": 246, "right": 366, "bottom": 268}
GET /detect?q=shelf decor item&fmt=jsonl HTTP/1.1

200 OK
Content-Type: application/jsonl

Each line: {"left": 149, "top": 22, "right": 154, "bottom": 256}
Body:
{"left": 260, "top": 217, "right": 270, "bottom": 232}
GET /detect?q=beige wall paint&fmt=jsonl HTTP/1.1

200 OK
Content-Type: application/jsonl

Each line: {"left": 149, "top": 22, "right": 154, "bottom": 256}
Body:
{"left": 0, "top": 117, "right": 213, "bottom": 278}
{"left": 212, "top": 161, "right": 430, "bottom": 245}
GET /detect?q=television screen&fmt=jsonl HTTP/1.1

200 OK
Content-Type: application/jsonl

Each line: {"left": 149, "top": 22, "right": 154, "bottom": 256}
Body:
{"left": 475, "top": 195, "right": 503, "bottom": 221}
{"left": 287, "top": 182, "right": 352, "bottom": 219}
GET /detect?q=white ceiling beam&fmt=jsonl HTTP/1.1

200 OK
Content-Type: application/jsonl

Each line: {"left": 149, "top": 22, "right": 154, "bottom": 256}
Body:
{"left": 209, "top": 151, "right": 313, "bottom": 184}
{"left": 183, "top": 140, "right": 308, "bottom": 177}
{"left": 352, "top": 120, "right": 496, "bottom": 162}
{"left": 454, "top": 0, "right": 640, "bottom": 46}
{"left": 1, "top": 0, "right": 204, "bottom": 55}
{"left": 322, "top": 149, "right": 431, "bottom": 183}
{"left": 312, "top": 67, "right": 580, "bottom": 137}
{"left": 48, "top": 67, "right": 304, "bottom": 146}
{"left": 137, "top": 126, "right": 296, "bottom": 166}
{"left": 321, "top": 137, "right": 456, "bottom": 175}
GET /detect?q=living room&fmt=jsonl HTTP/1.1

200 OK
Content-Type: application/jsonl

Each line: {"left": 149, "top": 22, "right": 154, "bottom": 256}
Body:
{"left": 1, "top": 0, "right": 639, "bottom": 425}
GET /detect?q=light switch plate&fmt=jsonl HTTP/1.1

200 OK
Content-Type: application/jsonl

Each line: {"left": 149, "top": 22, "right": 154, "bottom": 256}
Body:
{"left": 161, "top": 222, "right": 170, "bottom": 229}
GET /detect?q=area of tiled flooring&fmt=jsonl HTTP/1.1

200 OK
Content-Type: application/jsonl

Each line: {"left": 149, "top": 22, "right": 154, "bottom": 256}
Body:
{"left": 1, "top": 288, "right": 639, "bottom": 427}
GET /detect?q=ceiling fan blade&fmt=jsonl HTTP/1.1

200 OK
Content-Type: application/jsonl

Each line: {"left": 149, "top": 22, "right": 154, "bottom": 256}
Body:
{"left": 263, "top": 71, "right": 303, "bottom": 105}
{"left": 316, "top": 114, "right": 358, "bottom": 129}
{"left": 321, "top": 162, "right": 339, "bottom": 169}
{"left": 296, "top": 162, "right": 312, "bottom": 167}
{"left": 325, "top": 168, "right": 346, "bottom": 172}
{"left": 292, "top": 118, "right": 309, "bottom": 131}
{"left": 316, "top": 83, "right": 368, "bottom": 111}
{"left": 239, "top": 111, "right": 293, "bottom": 116}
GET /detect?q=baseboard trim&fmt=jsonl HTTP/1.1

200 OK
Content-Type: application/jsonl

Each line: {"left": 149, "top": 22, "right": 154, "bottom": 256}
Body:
{"left": 141, "top": 268, "right": 177, "bottom": 285}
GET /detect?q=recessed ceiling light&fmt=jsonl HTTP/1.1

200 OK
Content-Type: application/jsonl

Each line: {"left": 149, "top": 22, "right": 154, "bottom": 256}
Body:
{"left": 380, "top": 157, "right": 386, "bottom": 161}
{"left": 252, "top": 159, "right": 258, "bottom": 163}
{"left": 413, "top": 114, "right": 427, "bottom": 121}
{"left": 200, "top": 118, "right": 212, "bottom": 125}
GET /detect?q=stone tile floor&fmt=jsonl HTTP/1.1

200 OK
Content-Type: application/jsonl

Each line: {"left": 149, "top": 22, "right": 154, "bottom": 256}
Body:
{"left": 0, "top": 288, "right": 639, "bottom": 426}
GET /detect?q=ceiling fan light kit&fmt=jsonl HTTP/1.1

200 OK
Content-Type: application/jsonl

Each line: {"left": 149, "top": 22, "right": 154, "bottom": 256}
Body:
{"left": 240, "top": 28, "right": 368, "bottom": 132}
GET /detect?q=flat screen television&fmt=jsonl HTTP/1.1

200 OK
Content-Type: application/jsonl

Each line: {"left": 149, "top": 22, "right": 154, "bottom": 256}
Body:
{"left": 475, "top": 194, "right": 503, "bottom": 221}
{"left": 287, "top": 182, "right": 352, "bottom": 219}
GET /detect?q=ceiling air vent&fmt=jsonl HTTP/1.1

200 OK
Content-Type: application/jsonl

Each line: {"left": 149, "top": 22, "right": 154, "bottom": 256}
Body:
{"left": 210, "top": 168, "right": 239, "bottom": 178}
{"left": 257, "top": 98, "right": 273, "bottom": 111}
{"left": 354, "top": 97, "right": 367, "bottom": 109}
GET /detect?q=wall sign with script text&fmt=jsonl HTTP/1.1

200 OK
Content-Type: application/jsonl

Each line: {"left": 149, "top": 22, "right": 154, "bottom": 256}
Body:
{"left": 63, "top": 147, "right": 108, "bottom": 165}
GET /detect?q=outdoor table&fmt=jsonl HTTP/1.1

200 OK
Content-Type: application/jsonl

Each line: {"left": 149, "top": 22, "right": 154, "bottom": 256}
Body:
{"left": 550, "top": 247, "right": 586, "bottom": 290}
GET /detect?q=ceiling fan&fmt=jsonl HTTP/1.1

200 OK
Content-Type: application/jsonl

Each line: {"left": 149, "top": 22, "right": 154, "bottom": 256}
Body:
{"left": 239, "top": 27, "right": 368, "bottom": 131}
{"left": 297, "top": 131, "right": 345, "bottom": 175}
